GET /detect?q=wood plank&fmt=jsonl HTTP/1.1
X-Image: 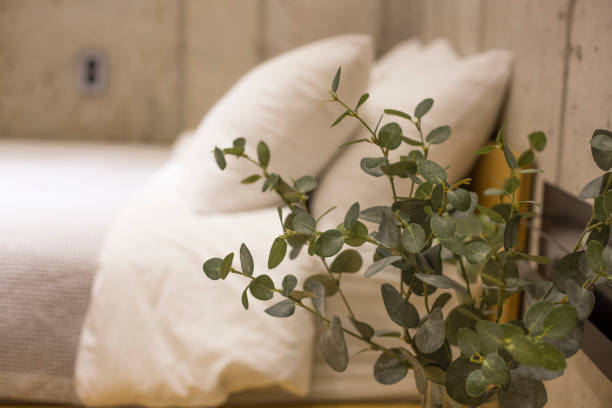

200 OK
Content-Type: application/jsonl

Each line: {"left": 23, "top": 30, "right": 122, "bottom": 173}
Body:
{"left": 557, "top": 0, "right": 612, "bottom": 196}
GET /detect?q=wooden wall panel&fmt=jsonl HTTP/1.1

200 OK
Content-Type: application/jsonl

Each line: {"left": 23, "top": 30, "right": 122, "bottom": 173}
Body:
{"left": 481, "top": 0, "right": 570, "bottom": 184}
{"left": 420, "top": 0, "right": 484, "bottom": 56}
{"left": 0, "top": 0, "right": 180, "bottom": 143}
{"left": 558, "top": 0, "right": 612, "bottom": 196}
{"left": 262, "top": 0, "right": 383, "bottom": 59}
{"left": 182, "top": 0, "right": 259, "bottom": 129}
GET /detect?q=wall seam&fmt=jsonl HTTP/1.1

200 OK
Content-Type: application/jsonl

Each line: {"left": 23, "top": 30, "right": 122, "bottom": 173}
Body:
{"left": 255, "top": 0, "right": 268, "bottom": 62}
{"left": 555, "top": 0, "right": 577, "bottom": 184}
{"left": 175, "top": 0, "right": 187, "bottom": 138}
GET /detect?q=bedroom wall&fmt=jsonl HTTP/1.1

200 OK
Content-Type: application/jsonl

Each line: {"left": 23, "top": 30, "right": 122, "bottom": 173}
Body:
{"left": 0, "top": 0, "right": 415, "bottom": 144}
{"left": 417, "top": 1, "right": 612, "bottom": 407}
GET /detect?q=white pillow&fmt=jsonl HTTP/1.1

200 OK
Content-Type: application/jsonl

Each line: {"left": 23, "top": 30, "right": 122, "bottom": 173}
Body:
{"left": 177, "top": 35, "right": 373, "bottom": 213}
{"left": 312, "top": 45, "right": 512, "bottom": 229}
{"left": 372, "top": 38, "right": 423, "bottom": 83}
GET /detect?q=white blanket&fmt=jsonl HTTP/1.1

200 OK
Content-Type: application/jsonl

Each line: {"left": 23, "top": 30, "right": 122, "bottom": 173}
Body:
{"left": 75, "top": 162, "right": 317, "bottom": 406}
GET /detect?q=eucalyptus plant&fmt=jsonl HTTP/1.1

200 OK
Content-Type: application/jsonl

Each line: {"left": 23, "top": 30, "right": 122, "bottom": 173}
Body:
{"left": 202, "top": 67, "right": 612, "bottom": 407}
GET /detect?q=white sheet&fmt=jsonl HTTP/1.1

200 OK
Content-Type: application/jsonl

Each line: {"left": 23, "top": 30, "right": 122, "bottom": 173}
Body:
{"left": 75, "top": 162, "right": 317, "bottom": 406}
{"left": 0, "top": 139, "right": 169, "bottom": 403}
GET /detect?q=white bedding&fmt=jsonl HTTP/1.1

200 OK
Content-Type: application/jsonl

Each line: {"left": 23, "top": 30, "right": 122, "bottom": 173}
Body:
{"left": 0, "top": 140, "right": 170, "bottom": 402}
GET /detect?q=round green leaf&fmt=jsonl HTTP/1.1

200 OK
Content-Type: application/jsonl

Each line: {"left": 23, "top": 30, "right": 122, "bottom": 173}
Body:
{"left": 241, "top": 288, "right": 249, "bottom": 310}
{"left": 360, "top": 157, "right": 386, "bottom": 177}
{"left": 265, "top": 299, "right": 295, "bottom": 318}
{"left": 482, "top": 352, "right": 510, "bottom": 385}
{"left": 457, "top": 327, "right": 482, "bottom": 357}
{"left": 542, "top": 305, "right": 578, "bottom": 341}
{"left": 414, "top": 98, "right": 434, "bottom": 119}
{"left": 220, "top": 252, "right": 233, "bottom": 279}
{"left": 316, "top": 229, "right": 344, "bottom": 257}
{"left": 268, "top": 237, "right": 287, "bottom": 269}
{"left": 476, "top": 320, "right": 504, "bottom": 354}
{"left": 417, "top": 159, "right": 447, "bottom": 183}
{"left": 379, "top": 122, "right": 402, "bottom": 150}
{"left": 249, "top": 274, "right": 275, "bottom": 300}
{"left": 528, "top": 131, "right": 547, "bottom": 152}
{"left": 293, "top": 213, "right": 315, "bottom": 235}
{"left": 445, "top": 305, "right": 482, "bottom": 345}
{"left": 373, "top": 348, "right": 408, "bottom": 385}
{"left": 466, "top": 369, "right": 489, "bottom": 398}
{"left": 349, "top": 317, "right": 375, "bottom": 340}
{"left": 447, "top": 188, "right": 471, "bottom": 211}
{"left": 305, "top": 274, "right": 339, "bottom": 297}
{"left": 281, "top": 274, "right": 298, "bottom": 296}
{"left": 498, "top": 372, "right": 547, "bottom": 408}
{"left": 415, "top": 308, "right": 445, "bottom": 354}
{"left": 203, "top": 257, "right": 223, "bottom": 280}
{"left": 553, "top": 251, "right": 587, "bottom": 292}
{"left": 445, "top": 358, "right": 490, "bottom": 406}
{"left": 465, "top": 241, "right": 490, "bottom": 264}
{"left": 590, "top": 129, "right": 612, "bottom": 171}
{"left": 295, "top": 175, "right": 317, "bottom": 193}
{"left": 430, "top": 215, "right": 456, "bottom": 239}
{"left": 401, "top": 223, "right": 426, "bottom": 253}
{"left": 426, "top": 125, "right": 451, "bottom": 144}
{"left": 536, "top": 342, "right": 566, "bottom": 371}
{"left": 566, "top": 280, "right": 595, "bottom": 321}
{"left": 319, "top": 315, "right": 348, "bottom": 372}
{"left": 381, "top": 283, "right": 419, "bottom": 329}
{"left": 241, "top": 174, "right": 261, "bottom": 184}
{"left": 330, "top": 249, "right": 363, "bottom": 273}
{"left": 524, "top": 300, "right": 554, "bottom": 335}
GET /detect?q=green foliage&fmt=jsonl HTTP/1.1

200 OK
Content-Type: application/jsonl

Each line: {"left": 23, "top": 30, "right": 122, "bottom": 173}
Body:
{"left": 200, "top": 69, "right": 610, "bottom": 406}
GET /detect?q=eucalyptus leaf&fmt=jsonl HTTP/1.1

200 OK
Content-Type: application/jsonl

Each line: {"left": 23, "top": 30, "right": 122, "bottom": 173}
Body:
{"left": 524, "top": 300, "right": 554, "bottom": 335}
{"left": 536, "top": 341, "right": 566, "bottom": 371}
{"left": 379, "top": 122, "right": 402, "bottom": 150}
{"left": 203, "top": 257, "right": 223, "bottom": 280}
{"left": 445, "top": 358, "right": 491, "bottom": 406}
{"left": 331, "top": 67, "right": 341, "bottom": 92}
{"left": 295, "top": 175, "right": 317, "bottom": 193}
{"left": 304, "top": 274, "right": 339, "bottom": 297}
{"left": 542, "top": 305, "right": 578, "bottom": 341}
{"left": 293, "top": 213, "right": 315, "bottom": 235}
{"left": 364, "top": 255, "right": 402, "bottom": 278}
{"left": 432, "top": 292, "right": 452, "bottom": 310}
{"left": 482, "top": 352, "right": 510, "bottom": 385}
{"left": 426, "top": 125, "right": 451, "bottom": 144}
{"left": 315, "top": 229, "right": 344, "bottom": 257}
{"left": 465, "top": 241, "right": 490, "bottom": 264}
{"left": 257, "top": 141, "right": 270, "bottom": 168}
{"left": 344, "top": 202, "right": 360, "bottom": 230}
{"left": 376, "top": 210, "right": 400, "bottom": 247}
{"left": 414, "top": 273, "right": 468, "bottom": 296}
{"left": 447, "top": 188, "right": 471, "bottom": 211}
{"left": 384, "top": 108, "right": 412, "bottom": 120}
{"left": 249, "top": 274, "right": 275, "bottom": 300}
{"left": 330, "top": 249, "right": 363, "bottom": 273}
{"left": 553, "top": 251, "right": 587, "bottom": 292}
{"left": 446, "top": 305, "right": 482, "bottom": 345}
{"left": 360, "top": 157, "right": 386, "bottom": 177}
{"left": 320, "top": 316, "right": 348, "bottom": 372}
{"left": 349, "top": 317, "right": 375, "bottom": 340}
{"left": 241, "top": 288, "right": 249, "bottom": 310}
{"left": 240, "top": 243, "right": 254, "bottom": 276}
{"left": 476, "top": 320, "right": 504, "bottom": 353}
{"left": 304, "top": 279, "right": 326, "bottom": 317}
{"left": 415, "top": 308, "right": 445, "bottom": 354}
{"left": 220, "top": 252, "right": 233, "bottom": 279}
{"left": 566, "top": 280, "right": 595, "bottom": 321}
{"left": 415, "top": 98, "right": 434, "bottom": 119}
{"left": 590, "top": 129, "right": 612, "bottom": 170}
{"left": 504, "top": 215, "right": 521, "bottom": 251}
{"left": 457, "top": 327, "right": 482, "bottom": 357}
{"left": 373, "top": 348, "right": 408, "bottom": 385}
{"left": 503, "top": 145, "right": 518, "bottom": 169}
{"left": 528, "top": 131, "right": 547, "bottom": 151}
{"left": 466, "top": 369, "right": 489, "bottom": 397}
{"left": 417, "top": 159, "right": 447, "bottom": 184}
{"left": 268, "top": 237, "right": 287, "bottom": 269}
{"left": 355, "top": 93, "right": 369, "bottom": 110}
{"left": 475, "top": 145, "right": 497, "bottom": 155}
{"left": 214, "top": 147, "right": 226, "bottom": 170}
{"left": 578, "top": 173, "right": 609, "bottom": 199}
{"left": 431, "top": 215, "right": 456, "bottom": 239}
{"left": 506, "top": 333, "right": 541, "bottom": 366}
{"left": 381, "top": 283, "right": 419, "bottom": 329}
{"left": 401, "top": 223, "right": 426, "bottom": 253}
{"left": 265, "top": 299, "right": 295, "bottom": 317}
{"left": 498, "top": 372, "right": 547, "bottom": 408}
{"left": 281, "top": 274, "right": 297, "bottom": 296}
{"left": 241, "top": 174, "right": 261, "bottom": 184}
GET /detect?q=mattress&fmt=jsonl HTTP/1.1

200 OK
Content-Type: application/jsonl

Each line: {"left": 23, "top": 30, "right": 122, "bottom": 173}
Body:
{"left": 0, "top": 140, "right": 171, "bottom": 403}
{"left": 0, "top": 139, "right": 450, "bottom": 405}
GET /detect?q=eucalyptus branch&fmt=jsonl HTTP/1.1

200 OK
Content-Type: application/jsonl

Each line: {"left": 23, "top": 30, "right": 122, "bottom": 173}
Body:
{"left": 321, "top": 257, "right": 356, "bottom": 320}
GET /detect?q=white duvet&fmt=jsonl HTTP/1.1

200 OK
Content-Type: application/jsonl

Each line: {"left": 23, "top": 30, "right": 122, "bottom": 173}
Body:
{"left": 75, "top": 161, "right": 317, "bottom": 406}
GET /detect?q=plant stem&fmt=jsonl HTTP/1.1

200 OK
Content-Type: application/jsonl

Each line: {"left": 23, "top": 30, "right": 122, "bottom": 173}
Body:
{"left": 457, "top": 256, "right": 474, "bottom": 306}
{"left": 321, "top": 257, "right": 356, "bottom": 320}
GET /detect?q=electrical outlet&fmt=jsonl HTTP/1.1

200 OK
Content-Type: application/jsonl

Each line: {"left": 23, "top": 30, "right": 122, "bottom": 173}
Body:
{"left": 77, "top": 50, "right": 107, "bottom": 95}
